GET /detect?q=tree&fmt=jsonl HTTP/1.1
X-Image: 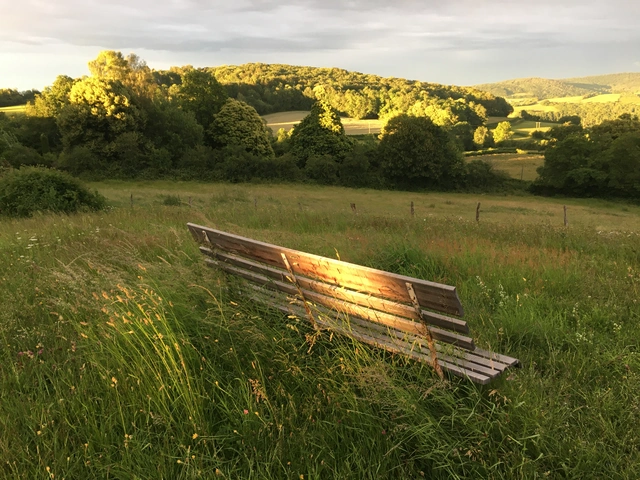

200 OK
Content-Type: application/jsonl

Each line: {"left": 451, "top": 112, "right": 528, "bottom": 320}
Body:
{"left": 605, "top": 132, "right": 640, "bottom": 197}
{"left": 473, "top": 125, "right": 490, "bottom": 148}
{"left": 289, "top": 100, "right": 352, "bottom": 167}
{"left": 176, "top": 69, "right": 228, "bottom": 135}
{"left": 377, "top": 114, "right": 464, "bottom": 188}
{"left": 208, "top": 98, "right": 274, "bottom": 158}
{"left": 88, "top": 51, "right": 155, "bottom": 98}
{"left": 26, "top": 75, "right": 75, "bottom": 118}
{"left": 492, "top": 121, "right": 514, "bottom": 143}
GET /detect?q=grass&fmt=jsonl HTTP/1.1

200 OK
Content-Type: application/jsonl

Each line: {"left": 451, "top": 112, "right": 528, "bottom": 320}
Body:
{"left": 263, "top": 111, "right": 382, "bottom": 136}
{"left": 480, "top": 153, "right": 544, "bottom": 181}
{"left": 0, "top": 105, "right": 26, "bottom": 116}
{"left": 1, "top": 181, "right": 640, "bottom": 478}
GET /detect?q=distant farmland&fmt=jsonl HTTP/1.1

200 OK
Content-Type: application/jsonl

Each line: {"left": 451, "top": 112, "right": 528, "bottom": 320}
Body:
{"left": 263, "top": 111, "right": 383, "bottom": 136}
{"left": 0, "top": 105, "right": 26, "bottom": 116}
{"left": 481, "top": 152, "right": 544, "bottom": 181}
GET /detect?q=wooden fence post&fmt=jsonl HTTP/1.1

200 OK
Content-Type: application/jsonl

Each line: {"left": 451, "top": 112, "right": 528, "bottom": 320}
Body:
{"left": 411, "top": 201, "right": 414, "bottom": 217}
{"left": 188, "top": 196, "right": 192, "bottom": 208}
{"left": 130, "top": 193, "right": 133, "bottom": 208}
{"left": 564, "top": 205, "right": 568, "bottom": 227}
{"left": 254, "top": 198, "right": 257, "bottom": 209}
{"left": 350, "top": 203, "right": 357, "bottom": 214}
{"left": 476, "top": 202, "right": 481, "bottom": 222}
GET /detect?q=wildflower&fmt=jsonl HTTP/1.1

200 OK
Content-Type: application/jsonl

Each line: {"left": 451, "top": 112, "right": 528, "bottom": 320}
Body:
{"left": 192, "top": 433, "right": 199, "bottom": 440}
{"left": 243, "top": 409, "right": 249, "bottom": 415}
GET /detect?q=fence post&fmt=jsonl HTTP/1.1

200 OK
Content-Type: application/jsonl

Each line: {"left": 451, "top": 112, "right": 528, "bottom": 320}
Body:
{"left": 130, "top": 193, "right": 133, "bottom": 208}
{"left": 350, "top": 203, "right": 357, "bottom": 214}
{"left": 188, "top": 196, "right": 192, "bottom": 208}
{"left": 564, "top": 205, "right": 568, "bottom": 227}
{"left": 476, "top": 202, "right": 481, "bottom": 222}
{"left": 411, "top": 201, "right": 414, "bottom": 217}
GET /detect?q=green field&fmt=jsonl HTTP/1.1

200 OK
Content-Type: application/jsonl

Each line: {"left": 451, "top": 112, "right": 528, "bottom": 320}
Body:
{"left": 547, "top": 94, "right": 622, "bottom": 104}
{"left": 1, "top": 181, "right": 640, "bottom": 478}
{"left": 0, "top": 104, "right": 26, "bottom": 116}
{"left": 480, "top": 153, "right": 544, "bottom": 181}
{"left": 264, "top": 111, "right": 383, "bottom": 135}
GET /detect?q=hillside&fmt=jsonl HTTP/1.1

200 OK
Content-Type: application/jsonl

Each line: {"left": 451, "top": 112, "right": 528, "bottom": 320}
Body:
{"left": 473, "top": 77, "right": 603, "bottom": 100}
{"left": 563, "top": 72, "right": 640, "bottom": 93}
{"left": 156, "top": 63, "right": 513, "bottom": 119}
{"left": 475, "top": 72, "right": 640, "bottom": 100}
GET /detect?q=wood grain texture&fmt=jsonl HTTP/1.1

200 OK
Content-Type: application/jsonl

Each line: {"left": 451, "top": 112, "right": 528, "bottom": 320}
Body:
{"left": 188, "top": 223, "right": 464, "bottom": 316}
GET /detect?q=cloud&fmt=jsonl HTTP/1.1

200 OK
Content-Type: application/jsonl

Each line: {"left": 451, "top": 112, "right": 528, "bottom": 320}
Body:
{"left": 1, "top": 0, "right": 639, "bottom": 89}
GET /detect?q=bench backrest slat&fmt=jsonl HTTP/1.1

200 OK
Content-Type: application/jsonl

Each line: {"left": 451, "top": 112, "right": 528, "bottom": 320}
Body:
{"left": 202, "top": 247, "right": 470, "bottom": 335}
{"left": 189, "top": 224, "right": 464, "bottom": 316}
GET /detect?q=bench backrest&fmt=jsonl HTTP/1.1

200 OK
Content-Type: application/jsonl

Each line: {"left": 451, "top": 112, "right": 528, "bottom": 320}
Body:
{"left": 188, "top": 223, "right": 476, "bottom": 351}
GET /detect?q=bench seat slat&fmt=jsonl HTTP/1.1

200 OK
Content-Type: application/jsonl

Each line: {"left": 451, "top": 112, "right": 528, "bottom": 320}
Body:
{"left": 189, "top": 224, "right": 464, "bottom": 316}
{"left": 270, "top": 294, "right": 515, "bottom": 374}
{"left": 204, "top": 247, "right": 469, "bottom": 334}
{"left": 253, "top": 294, "right": 493, "bottom": 384}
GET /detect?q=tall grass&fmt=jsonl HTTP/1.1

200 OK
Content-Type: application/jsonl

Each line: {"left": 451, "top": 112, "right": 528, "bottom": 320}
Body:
{"left": 0, "top": 182, "right": 638, "bottom": 478}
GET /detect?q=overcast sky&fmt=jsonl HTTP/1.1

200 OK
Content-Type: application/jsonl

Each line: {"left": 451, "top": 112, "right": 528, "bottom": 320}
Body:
{"left": 1, "top": 0, "right": 639, "bottom": 90}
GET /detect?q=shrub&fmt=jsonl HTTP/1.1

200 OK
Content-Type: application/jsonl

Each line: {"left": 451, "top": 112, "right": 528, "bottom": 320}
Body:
{"left": 161, "top": 195, "right": 182, "bottom": 206}
{"left": 0, "top": 166, "right": 106, "bottom": 217}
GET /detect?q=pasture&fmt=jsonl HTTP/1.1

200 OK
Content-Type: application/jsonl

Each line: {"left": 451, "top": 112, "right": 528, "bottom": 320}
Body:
{"left": 263, "top": 111, "right": 383, "bottom": 135}
{"left": 0, "top": 104, "right": 26, "bottom": 116}
{"left": 1, "top": 181, "right": 639, "bottom": 478}
{"left": 480, "top": 153, "right": 544, "bottom": 181}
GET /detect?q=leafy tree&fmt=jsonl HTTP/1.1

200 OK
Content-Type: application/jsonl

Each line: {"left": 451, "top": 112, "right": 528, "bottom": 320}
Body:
{"left": 473, "top": 125, "right": 490, "bottom": 148}
{"left": 177, "top": 69, "right": 228, "bottom": 134}
{"left": 26, "top": 75, "right": 76, "bottom": 118}
{"left": 605, "top": 132, "right": 640, "bottom": 197}
{"left": 88, "top": 51, "right": 155, "bottom": 98}
{"left": 208, "top": 98, "right": 274, "bottom": 158}
{"left": 377, "top": 114, "right": 464, "bottom": 188}
{"left": 289, "top": 100, "right": 352, "bottom": 167}
{"left": 450, "top": 122, "right": 475, "bottom": 151}
{"left": 492, "top": 121, "right": 514, "bottom": 143}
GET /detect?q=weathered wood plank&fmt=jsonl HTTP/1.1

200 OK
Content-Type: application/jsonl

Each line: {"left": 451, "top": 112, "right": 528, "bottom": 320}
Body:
{"left": 188, "top": 223, "right": 464, "bottom": 316}
{"left": 208, "top": 259, "right": 476, "bottom": 349}
{"left": 205, "top": 248, "right": 469, "bottom": 334}
{"left": 250, "top": 293, "right": 490, "bottom": 383}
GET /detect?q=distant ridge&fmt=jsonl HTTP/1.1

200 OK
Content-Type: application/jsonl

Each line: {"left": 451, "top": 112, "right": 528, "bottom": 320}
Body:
{"left": 474, "top": 72, "right": 640, "bottom": 99}
{"left": 473, "top": 77, "right": 604, "bottom": 99}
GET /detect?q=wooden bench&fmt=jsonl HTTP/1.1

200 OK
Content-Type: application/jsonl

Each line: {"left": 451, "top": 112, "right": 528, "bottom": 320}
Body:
{"left": 188, "top": 223, "right": 519, "bottom": 384}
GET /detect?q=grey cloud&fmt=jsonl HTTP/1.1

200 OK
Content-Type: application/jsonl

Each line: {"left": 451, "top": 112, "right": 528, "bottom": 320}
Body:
{"left": 0, "top": 0, "right": 639, "bottom": 90}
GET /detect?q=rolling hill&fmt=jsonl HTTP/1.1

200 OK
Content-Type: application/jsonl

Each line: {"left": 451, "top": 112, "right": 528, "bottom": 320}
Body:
{"left": 475, "top": 72, "right": 640, "bottom": 100}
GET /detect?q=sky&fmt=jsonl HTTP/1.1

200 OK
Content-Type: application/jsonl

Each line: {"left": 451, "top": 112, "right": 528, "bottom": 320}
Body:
{"left": 1, "top": 0, "right": 639, "bottom": 91}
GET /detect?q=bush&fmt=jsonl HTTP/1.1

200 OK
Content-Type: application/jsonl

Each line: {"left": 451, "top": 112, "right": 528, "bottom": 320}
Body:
{"left": 0, "top": 167, "right": 106, "bottom": 217}
{"left": 463, "top": 160, "right": 510, "bottom": 191}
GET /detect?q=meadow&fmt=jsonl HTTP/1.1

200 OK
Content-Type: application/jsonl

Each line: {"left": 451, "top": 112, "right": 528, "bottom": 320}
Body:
{"left": 1, "top": 181, "right": 639, "bottom": 478}
{"left": 479, "top": 153, "right": 544, "bottom": 181}
{"left": 0, "top": 105, "right": 26, "bottom": 116}
{"left": 263, "top": 111, "right": 383, "bottom": 135}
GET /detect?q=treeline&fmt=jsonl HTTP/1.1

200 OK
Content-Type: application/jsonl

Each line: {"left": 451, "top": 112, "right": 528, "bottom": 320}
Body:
{"left": 0, "top": 88, "right": 39, "bottom": 107}
{"left": 533, "top": 115, "right": 640, "bottom": 199}
{"left": 154, "top": 63, "right": 513, "bottom": 120}
{"left": 517, "top": 95, "right": 640, "bottom": 127}
{"left": 0, "top": 51, "right": 512, "bottom": 193}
